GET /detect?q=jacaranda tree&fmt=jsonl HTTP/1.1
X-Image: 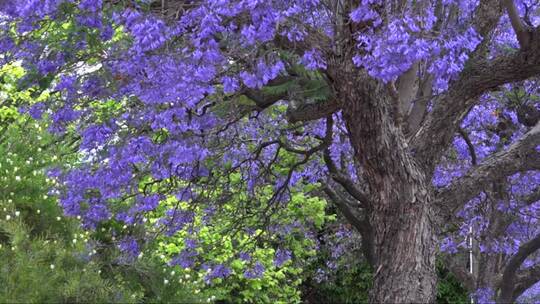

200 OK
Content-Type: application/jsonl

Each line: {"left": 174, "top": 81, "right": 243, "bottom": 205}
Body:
{"left": 1, "top": 0, "right": 539, "bottom": 303}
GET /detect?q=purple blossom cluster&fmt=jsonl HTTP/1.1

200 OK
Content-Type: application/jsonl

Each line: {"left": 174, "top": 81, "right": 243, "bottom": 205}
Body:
{"left": 1, "top": 0, "right": 540, "bottom": 299}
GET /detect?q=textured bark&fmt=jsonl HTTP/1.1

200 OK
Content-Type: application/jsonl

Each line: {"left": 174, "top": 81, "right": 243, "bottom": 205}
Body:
{"left": 435, "top": 122, "right": 540, "bottom": 221}
{"left": 498, "top": 234, "right": 540, "bottom": 303}
{"left": 513, "top": 265, "right": 540, "bottom": 301}
{"left": 286, "top": 99, "right": 340, "bottom": 123}
{"left": 329, "top": 65, "right": 437, "bottom": 303}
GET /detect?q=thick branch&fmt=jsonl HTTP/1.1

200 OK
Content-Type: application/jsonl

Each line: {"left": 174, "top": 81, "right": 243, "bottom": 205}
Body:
{"left": 435, "top": 122, "right": 540, "bottom": 220}
{"left": 412, "top": 26, "right": 540, "bottom": 171}
{"left": 242, "top": 76, "right": 294, "bottom": 109}
{"left": 286, "top": 99, "right": 340, "bottom": 123}
{"left": 523, "top": 186, "right": 540, "bottom": 206}
{"left": 512, "top": 264, "right": 540, "bottom": 301}
{"left": 499, "top": 233, "right": 540, "bottom": 303}
{"left": 503, "top": 0, "right": 531, "bottom": 48}
{"left": 323, "top": 148, "right": 370, "bottom": 208}
{"left": 397, "top": 63, "right": 419, "bottom": 120}
{"left": 321, "top": 183, "right": 376, "bottom": 267}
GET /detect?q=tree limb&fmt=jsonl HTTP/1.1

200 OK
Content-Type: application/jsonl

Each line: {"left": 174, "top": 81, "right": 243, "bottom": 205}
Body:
{"left": 458, "top": 128, "right": 478, "bottom": 166}
{"left": 523, "top": 186, "right": 540, "bottom": 206}
{"left": 412, "top": 26, "right": 540, "bottom": 171}
{"left": 512, "top": 264, "right": 540, "bottom": 301}
{"left": 323, "top": 147, "right": 371, "bottom": 208}
{"left": 499, "top": 233, "right": 540, "bottom": 303}
{"left": 286, "top": 99, "right": 340, "bottom": 123}
{"left": 435, "top": 122, "right": 540, "bottom": 221}
{"left": 503, "top": 0, "right": 531, "bottom": 48}
{"left": 321, "top": 183, "right": 376, "bottom": 267}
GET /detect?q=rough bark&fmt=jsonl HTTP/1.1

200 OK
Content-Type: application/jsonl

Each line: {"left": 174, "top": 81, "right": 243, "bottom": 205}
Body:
{"left": 435, "top": 122, "right": 540, "bottom": 221}
{"left": 513, "top": 265, "right": 540, "bottom": 301}
{"left": 498, "top": 234, "right": 540, "bottom": 303}
{"left": 328, "top": 64, "right": 437, "bottom": 303}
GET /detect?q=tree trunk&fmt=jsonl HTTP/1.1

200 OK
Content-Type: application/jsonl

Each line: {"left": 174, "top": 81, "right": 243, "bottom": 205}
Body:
{"left": 333, "top": 67, "right": 437, "bottom": 303}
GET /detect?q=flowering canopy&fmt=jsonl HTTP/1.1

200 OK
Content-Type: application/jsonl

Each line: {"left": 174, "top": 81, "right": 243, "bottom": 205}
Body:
{"left": 1, "top": 0, "right": 540, "bottom": 302}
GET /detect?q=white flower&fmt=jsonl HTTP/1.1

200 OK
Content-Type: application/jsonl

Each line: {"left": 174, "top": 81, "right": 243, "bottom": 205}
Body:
{"left": 56, "top": 216, "right": 61, "bottom": 221}
{"left": 37, "top": 209, "right": 41, "bottom": 214}
{"left": 72, "top": 239, "right": 77, "bottom": 244}
{"left": 170, "top": 270, "right": 175, "bottom": 276}
{"left": 50, "top": 264, "right": 55, "bottom": 270}
{"left": 5, "top": 215, "right": 11, "bottom": 220}
{"left": 15, "top": 176, "right": 20, "bottom": 181}
{"left": 14, "top": 211, "right": 20, "bottom": 217}
{"left": 164, "top": 279, "right": 169, "bottom": 285}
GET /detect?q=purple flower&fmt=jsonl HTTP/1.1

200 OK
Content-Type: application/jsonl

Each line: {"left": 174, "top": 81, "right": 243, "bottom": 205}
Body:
{"left": 238, "top": 252, "right": 251, "bottom": 262}
{"left": 118, "top": 236, "right": 139, "bottom": 259}
{"left": 244, "top": 261, "right": 265, "bottom": 279}
{"left": 206, "top": 264, "right": 231, "bottom": 282}
{"left": 28, "top": 102, "right": 46, "bottom": 119}
{"left": 301, "top": 49, "right": 327, "bottom": 70}
{"left": 170, "top": 249, "right": 198, "bottom": 269}
{"left": 273, "top": 249, "right": 291, "bottom": 267}
{"left": 222, "top": 76, "right": 239, "bottom": 94}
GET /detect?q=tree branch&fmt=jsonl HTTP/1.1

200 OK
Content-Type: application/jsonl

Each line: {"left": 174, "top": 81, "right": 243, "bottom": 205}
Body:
{"left": 499, "top": 233, "right": 540, "bottom": 303}
{"left": 286, "top": 99, "right": 340, "bottom": 123}
{"left": 503, "top": 0, "right": 531, "bottom": 48}
{"left": 412, "top": 26, "right": 540, "bottom": 171}
{"left": 512, "top": 264, "right": 540, "bottom": 301}
{"left": 523, "top": 186, "right": 540, "bottom": 206}
{"left": 458, "top": 128, "right": 478, "bottom": 166}
{"left": 323, "top": 148, "right": 370, "bottom": 208}
{"left": 321, "top": 183, "right": 376, "bottom": 267}
{"left": 397, "top": 63, "right": 419, "bottom": 120}
{"left": 435, "top": 122, "right": 540, "bottom": 221}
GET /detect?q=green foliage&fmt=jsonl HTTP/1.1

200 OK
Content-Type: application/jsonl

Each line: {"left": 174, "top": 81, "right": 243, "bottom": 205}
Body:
{"left": 0, "top": 219, "right": 133, "bottom": 303}
{"left": 302, "top": 261, "right": 372, "bottom": 304}
{"left": 0, "top": 66, "right": 203, "bottom": 303}
{"left": 151, "top": 188, "right": 330, "bottom": 304}
{"left": 436, "top": 259, "right": 469, "bottom": 304}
